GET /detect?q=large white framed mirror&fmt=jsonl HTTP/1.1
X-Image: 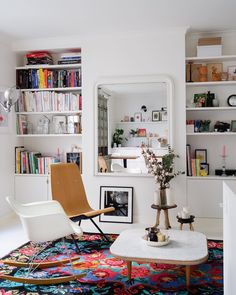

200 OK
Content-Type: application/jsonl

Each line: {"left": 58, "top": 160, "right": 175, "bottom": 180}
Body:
{"left": 94, "top": 75, "right": 173, "bottom": 176}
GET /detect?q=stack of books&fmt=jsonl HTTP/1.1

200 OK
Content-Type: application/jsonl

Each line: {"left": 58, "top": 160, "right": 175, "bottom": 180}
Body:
{"left": 26, "top": 51, "right": 53, "bottom": 65}
{"left": 15, "top": 146, "right": 60, "bottom": 174}
{"left": 58, "top": 52, "right": 81, "bottom": 64}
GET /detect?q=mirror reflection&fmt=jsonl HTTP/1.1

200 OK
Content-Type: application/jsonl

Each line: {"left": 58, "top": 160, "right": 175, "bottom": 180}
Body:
{"left": 97, "top": 81, "right": 171, "bottom": 175}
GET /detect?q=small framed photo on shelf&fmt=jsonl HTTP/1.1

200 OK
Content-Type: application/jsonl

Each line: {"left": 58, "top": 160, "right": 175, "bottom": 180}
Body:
{"left": 231, "top": 120, "right": 236, "bottom": 132}
{"left": 200, "top": 163, "right": 209, "bottom": 176}
{"left": 66, "top": 152, "right": 82, "bottom": 173}
{"left": 99, "top": 186, "right": 133, "bottom": 223}
{"left": 152, "top": 110, "right": 160, "bottom": 121}
{"left": 195, "top": 149, "right": 207, "bottom": 164}
{"left": 160, "top": 108, "right": 168, "bottom": 121}
{"left": 137, "top": 128, "right": 146, "bottom": 137}
{"left": 227, "top": 65, "right": 236, "bottom": 80}
{"left": 134, "top": 112, "right": 142, "bottom": 122}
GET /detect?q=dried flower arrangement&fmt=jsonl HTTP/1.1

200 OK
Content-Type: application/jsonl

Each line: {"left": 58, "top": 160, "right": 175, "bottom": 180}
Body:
{"left": 142, "top": 146, "right": 184, "bottom": 190}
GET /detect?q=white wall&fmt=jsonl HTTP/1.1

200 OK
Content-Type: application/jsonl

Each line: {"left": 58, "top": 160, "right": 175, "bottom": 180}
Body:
{"left": 0, "top": 38, "right": 18, "bottom": 216}
{"left": 12, "top": 29, "right": 187, "bottom": 231}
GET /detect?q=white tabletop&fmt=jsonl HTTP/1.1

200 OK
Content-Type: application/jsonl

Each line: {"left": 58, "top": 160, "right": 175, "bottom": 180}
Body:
{"left": 110, "top": 228, "right": 208, "bottom": 265}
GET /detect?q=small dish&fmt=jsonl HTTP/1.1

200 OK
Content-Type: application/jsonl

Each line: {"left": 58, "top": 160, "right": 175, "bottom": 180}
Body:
{"left": 142, "top": 235, "right": 170, "bottom": 247}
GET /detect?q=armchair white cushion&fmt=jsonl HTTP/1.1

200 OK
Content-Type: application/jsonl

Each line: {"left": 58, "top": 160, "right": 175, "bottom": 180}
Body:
{"left": 6, "top": 196, "right": 83, "bottom": 243}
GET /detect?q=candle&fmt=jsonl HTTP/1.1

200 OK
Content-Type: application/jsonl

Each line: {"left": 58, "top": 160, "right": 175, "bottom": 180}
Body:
{"left": 222, "top": 145, "right": 226, "bottom": 157}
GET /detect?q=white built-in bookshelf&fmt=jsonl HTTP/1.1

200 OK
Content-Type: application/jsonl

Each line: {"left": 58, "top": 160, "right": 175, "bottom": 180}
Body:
{"left": 14, "top": 49, "right": 83, "bottom": 203}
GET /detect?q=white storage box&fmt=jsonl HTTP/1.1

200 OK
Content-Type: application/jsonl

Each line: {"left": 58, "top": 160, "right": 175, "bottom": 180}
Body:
{"left": 197, "top": 45, "right": 222, "bottom": 57}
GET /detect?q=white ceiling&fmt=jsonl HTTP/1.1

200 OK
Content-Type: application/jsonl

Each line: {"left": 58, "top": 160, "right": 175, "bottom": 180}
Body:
{"left": 0, "top": 0, "right": 236, "bottom": 40}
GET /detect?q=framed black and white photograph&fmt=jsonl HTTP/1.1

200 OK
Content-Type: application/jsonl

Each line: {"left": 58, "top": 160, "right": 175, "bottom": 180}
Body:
{"left": 152, "top": 110, "right": 160, "bottom": 121}
{"left": 200, "top": 163, "right": 209, "bottom": 175}
{"left": 66, "top": 152, "right": 82, "bottom": 173}
{"left": 99, "top": 186, "right": 133, "bottom": 223}
{"left": 195, "top": 149, "right": 207, "bottom": 164}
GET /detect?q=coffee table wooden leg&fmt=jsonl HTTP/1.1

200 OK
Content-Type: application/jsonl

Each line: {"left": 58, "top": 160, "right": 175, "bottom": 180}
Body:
{"left": 127, "top": 260, "right": 132, "bottom": 280}
{"left": 153, "top": 209, "right": 161, "bottom": 228}
{"left": 186, "top": 265, "right": 191, "bottom": 287}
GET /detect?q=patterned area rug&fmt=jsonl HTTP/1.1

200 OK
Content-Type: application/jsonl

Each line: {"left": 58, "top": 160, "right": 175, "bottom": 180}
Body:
{"left": 0, "top": 234, "right": 223, "bottom": 294}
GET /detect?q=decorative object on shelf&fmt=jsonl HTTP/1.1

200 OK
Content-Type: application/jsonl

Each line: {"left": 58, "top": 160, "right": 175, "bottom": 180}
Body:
{"left": 195, "top": 149, "right": 207, "bottom": 164}
{"left": 129, "top": 129, "right": 138, "bottom": 137}
{"left": 160, "top": 107, "right": 168, "bottom": 121}
{"left": 152, "top": 110, "right": 160, "bottom": 121}
{"left": 207, "top": 63, "right": 222, "bottom": 81}
{"left": 231, "top": 120, "right": 236, "bottom": 132}
{"left": 0, "top": 86, "right": 22, "bottom": 113}
{"left": 134, "top": 112, "right": 142, "bottom": 122}
{"left": 124, "top": 115, "right": 129, "bottom": 122}
{"left": 141, "top": 105, "right": 147, "bottom": 112}
{"left": 67, "top": 115, "right": 81, "bottom": 134}
{"left": 186, "top": 62, "right": 202, "bottom": 82}
{"left": 200, "top": 120, "right": 211, "bottom": 132}
{"left": 66, "top": 152, "right": 82, "bottom": 173}
{"left": 52, "top": 115, "right": 66, "bottom": 134}
{"left": 99, "top": 186, "right": 133, "bottom": 223}
{"left": 214, "top": 121, "right": 230, "bottom": 132}
{"left": 206, "top": 91, "right": 215, "bottom": 107}
{"left": 221, "top": 145, "right": 227, "bottom": 176}
{"left": 186, "top": 120, "right": 194, "bottom": 133}
{"left": 194, "top": 93, "right": 207, "bottom": 107}
{"left": 112, "top": 128, "right": 125, "bottom": 147}
{"left": 198, "top": 65, "right": 208, "bottom": 82}
{"left": 227, "top": 65, "right": 236, "bottom": 81}
{"left": 215, "top": 169, "right": 236, "bottom": 176}
{"left": 200, "top": 163, "right": 209, "bottom": 176}
{"left": 227, "top": 94, "right": 236, "bottom": 106}
{"left": 142, "top": 146, "right": 184, "bottom": 206}
{"left": 158, "top": 137, "right": 168, "bottom": 147}
{"left": 130, "top": 117, "right": 134, "bottom": 122}
{"left": 137, "top": 128, "right": 146, "bottom": 137}
{"left": 221, "top": 72, "right": 228, "bottom": 81}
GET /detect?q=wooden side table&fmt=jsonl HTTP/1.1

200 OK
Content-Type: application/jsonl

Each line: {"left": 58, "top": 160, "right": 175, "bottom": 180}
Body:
{"left": 177, "top": 215, "right": 195, "bottom": 231}
{"left": 151, "top": 204, "right": 177, "bottom": 229}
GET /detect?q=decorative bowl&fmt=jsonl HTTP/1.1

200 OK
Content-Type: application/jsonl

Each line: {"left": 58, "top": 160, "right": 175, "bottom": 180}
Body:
{"left": 142, "top": 235, "right": 170, "bottom": 247}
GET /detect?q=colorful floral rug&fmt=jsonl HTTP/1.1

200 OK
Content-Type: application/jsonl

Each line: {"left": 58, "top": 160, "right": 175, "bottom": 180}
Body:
{"left": 0, "top": 234, "right": 223, "bottom": 294}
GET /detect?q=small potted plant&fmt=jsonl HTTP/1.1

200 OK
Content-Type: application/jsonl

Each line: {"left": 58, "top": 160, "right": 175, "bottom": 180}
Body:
{"left": 112, "top": 128, "right": 125, "bottom": 147}
{"left": 129, "top": 129, "right": 138, "bottom": 137}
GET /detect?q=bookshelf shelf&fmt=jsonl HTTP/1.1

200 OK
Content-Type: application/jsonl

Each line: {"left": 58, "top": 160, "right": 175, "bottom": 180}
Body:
{"left": 186, "top": 107, "right": 235, "bottom": 111}
{"left": 115, "top": 121, "right": 166, "bottom": 125}
{"left": 187, "top": 176, "right": 236, "bottom": 180}
{"left": 21, "top": 87, "right": 82, "bottom": 92}
{"left": 186, "top": 54, "right": 236, "bottom": 63}
{"left": 16, "top": 63, "right": 81, "bottom": 70}
{"left": 16, "top": 134, "right": 82, "bottom": 137}
{"left": 187, "top": 132, "right": 236, "bottom": 136}
{"left": 186, "top": 81, "right": 236, "bottom": 86}
{"left": 16, "top": 110, "right": 82, "bottom": 115}
{"left": 15, "top": 173, "right": 48, "bottom": 177}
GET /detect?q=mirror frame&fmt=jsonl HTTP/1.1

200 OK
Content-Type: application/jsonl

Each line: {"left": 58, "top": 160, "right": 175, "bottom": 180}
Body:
{"left": 94, "top": 75, "right": 174, "bottom": 176}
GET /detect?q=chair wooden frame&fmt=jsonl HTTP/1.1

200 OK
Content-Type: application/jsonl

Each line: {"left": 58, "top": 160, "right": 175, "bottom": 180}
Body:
{"left": 50, "top": 163, "right": 115, "bottom": 242}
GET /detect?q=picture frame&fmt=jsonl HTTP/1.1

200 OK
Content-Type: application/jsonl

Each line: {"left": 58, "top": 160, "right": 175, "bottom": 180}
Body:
{"left": 66, "top": 152, "right": 82, "bottom": 173}
{"left": 160, "top": 109, "right": 168, "bottom": 121}
{"left": 134, "top": 112, "right": 142, "bottom": 122}
{"left": 195, "top": 149, "right": 207, "bottom": 164}
{"left": 200, "top": 163, "right": 209, "bottom": 175}
{"left": 231, "top": 120, "right": 236, "bottom": 132}
{"left": 206, "top": 63, "right": 223, "bottom": 81}
{"left": 99, "top": 186, "right": 133, "bottom": 223}
{"left": 137, "top": 128, "right": 146, "bottom": 137}
{"left": 152, "top": 110, "right": 160, "bottom": 121}
{"left": 227, "top": 65, "right": 236, "bottom": 80}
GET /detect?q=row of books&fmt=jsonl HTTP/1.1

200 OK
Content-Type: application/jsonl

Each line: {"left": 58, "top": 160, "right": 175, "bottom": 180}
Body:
{"left": 15, "top": 91, "right": 82, "bottom": 112}
{"left": 186, "top": 144, "right": 204, "bottom": 176}
{"left": 16, "top": 68, "right": 81, "bottom": 89}
{"left": 15, "top": 147, "right": 60, "bottom": 174}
